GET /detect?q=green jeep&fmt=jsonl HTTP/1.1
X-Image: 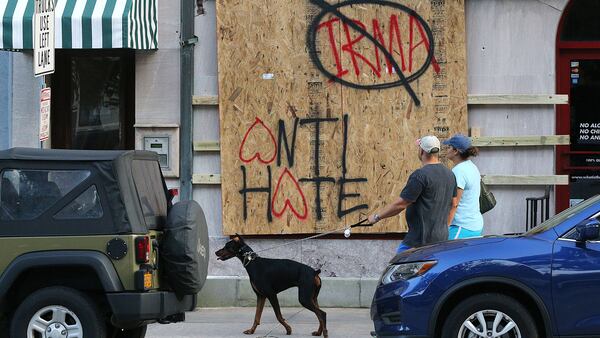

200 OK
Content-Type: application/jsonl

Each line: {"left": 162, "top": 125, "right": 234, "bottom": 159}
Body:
{"left": 0, "top": 148, "right": 209, "bottom": 338}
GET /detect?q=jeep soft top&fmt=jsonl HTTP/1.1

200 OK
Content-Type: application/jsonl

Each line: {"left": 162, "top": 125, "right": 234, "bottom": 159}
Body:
{"left": 0, "top": 147, "right": 168, "bottom": 236}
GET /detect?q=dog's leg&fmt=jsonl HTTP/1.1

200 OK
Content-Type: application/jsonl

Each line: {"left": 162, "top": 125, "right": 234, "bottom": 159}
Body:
{"left": 298, "top": 275, "right": 327, "bottom": 337}
{"left": 313, "top": 289, "right": 327, "bottom": 338}
{"left": 268, "top": 295, "right": 292, "bottom": 335}
{"left": 244, "top": 295, "right": 266, "bottom": 335}
{"left": 315, "top": 275, "right": 328, "bottom": 337}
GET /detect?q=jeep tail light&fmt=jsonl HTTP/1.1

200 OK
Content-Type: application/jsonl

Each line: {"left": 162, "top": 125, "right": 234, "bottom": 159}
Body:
{"left": 135, "top": 236, "right": 150, "bottom": 264}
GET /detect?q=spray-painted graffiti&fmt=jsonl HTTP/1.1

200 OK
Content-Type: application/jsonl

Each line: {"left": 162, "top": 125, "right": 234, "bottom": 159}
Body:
{"left": 306, "top": 0, "right": 438, "bottom": 106}
{"left": 238, "top": 115, "right": 368, "bottom": 223}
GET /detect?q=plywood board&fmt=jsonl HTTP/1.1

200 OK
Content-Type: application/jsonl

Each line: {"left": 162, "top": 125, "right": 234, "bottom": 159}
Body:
{"left": 217, "top": 0, "right": 468, "bottom": 235}
{"left": 472, "top": 135, "right": 570, "bottom": 147}
{"left": 467, "top": 94, "right": 569, "bottom": 105}
{"left": 483, "top": 175, "right": 569, "bottom": 186}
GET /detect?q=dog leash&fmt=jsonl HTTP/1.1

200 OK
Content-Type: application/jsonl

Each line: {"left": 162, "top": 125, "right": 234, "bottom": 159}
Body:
{"left": 251, "top": 219, "right": 374, "bottom": 255}
{"left": 257, "top": 307, "right": 307, "bottom": 338}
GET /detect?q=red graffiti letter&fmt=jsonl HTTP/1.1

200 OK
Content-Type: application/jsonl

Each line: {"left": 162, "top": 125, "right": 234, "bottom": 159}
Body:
{"left": 342, "top": 20, "right": 381, "bottom": 78}
{"left": 239, "top": 117, "right": 277, "bottom": 164}
{"left": 409, "top": 15, "right": 440, "bottom": 74}
{"left": 317, "top": 18, "right": 348, "bottom": 79}
{"left": 372, "top": 15, "right": 407, "bottom": 75}
{"left": 271, "top": 168, "right": 308, "bottom": 220}
{"left": 388, "top": 14, "right": 407, "bottom": 73}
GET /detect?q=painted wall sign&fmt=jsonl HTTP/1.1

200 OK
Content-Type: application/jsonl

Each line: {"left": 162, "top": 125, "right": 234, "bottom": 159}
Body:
{"left": 217, "top": 0, "right": 468, "bottom": 235}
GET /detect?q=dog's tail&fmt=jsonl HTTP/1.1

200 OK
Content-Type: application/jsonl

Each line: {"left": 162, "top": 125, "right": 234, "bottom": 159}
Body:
{"left": 314, "top": 269, "right": 321, "bottom": 275}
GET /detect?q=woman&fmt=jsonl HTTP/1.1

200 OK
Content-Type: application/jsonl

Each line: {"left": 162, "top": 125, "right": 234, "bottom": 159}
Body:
{"left": 443, "top": 134, "right": 484, "bottom": 239}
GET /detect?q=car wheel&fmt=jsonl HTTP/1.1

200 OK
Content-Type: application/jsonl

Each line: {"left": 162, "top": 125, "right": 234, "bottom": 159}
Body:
{"left": 10, "top": 286, "right": 106, "bottom": 338}
{"left": 110, "top": 324, "right": 147, "bottom": 338}
{"left": 442, "top": 293, "right": 538, "bottom": 338}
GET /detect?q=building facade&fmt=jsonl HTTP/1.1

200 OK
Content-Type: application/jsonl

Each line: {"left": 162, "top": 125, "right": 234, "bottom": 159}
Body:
{"left": 0, "top": 0, "right": 594, "bottom": 305}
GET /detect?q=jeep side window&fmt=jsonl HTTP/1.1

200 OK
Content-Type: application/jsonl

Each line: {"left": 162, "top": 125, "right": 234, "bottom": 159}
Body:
{"left": 0, "top": 174, "right": 19, "bottom": 220}
{"left": 0, "top": 169, "right": 90, "bottom": 220}
{"left": 54, "top": 185, "right": 104, "bottom": 220}
{"left": 131, "top": 160, "right": 167, "bottom": 229}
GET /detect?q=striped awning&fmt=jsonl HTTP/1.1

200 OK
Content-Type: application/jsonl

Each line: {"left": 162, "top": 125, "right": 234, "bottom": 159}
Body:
{"left": 0, "top": 0, "right": 157, "bottom": 50}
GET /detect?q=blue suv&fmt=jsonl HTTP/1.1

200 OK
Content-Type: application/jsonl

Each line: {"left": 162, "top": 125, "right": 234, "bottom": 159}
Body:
{"left": 371, "top": 195, "right": 600, "bottom": 338}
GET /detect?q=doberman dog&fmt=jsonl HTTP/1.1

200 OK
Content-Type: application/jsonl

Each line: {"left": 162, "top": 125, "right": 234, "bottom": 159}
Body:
{"left": 215, "top": 235, "right": 327, "bottom": 337}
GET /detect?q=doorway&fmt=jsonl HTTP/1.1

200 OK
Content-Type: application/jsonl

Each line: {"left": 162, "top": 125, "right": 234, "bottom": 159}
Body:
{"left": 556, "top": 0, "right": 600, "bottom": 211}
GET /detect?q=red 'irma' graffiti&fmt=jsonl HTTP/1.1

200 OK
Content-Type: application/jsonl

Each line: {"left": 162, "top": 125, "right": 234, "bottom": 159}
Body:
{"left": 317, "top": 13, "right": 441, "bottom": 79}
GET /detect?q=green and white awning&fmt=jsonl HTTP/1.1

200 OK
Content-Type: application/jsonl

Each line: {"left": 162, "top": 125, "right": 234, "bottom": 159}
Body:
{"left": 0, "top": 0, "right": 157, "bottom": 50}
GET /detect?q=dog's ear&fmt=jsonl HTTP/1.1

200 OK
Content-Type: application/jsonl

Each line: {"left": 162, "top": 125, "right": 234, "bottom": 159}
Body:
{"left": 233, "top": 233, "right": 241, "bottom": 242}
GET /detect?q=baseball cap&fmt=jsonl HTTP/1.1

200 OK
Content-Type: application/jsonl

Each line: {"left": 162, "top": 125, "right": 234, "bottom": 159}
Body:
{"left": 416, "top": 135, "right": 441, "bottom": 154}
{"left": 443, "top": 134, "right": 472, "bottom": 153}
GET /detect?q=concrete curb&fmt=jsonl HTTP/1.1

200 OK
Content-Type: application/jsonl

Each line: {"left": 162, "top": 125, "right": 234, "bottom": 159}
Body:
{"left": 197, "top": 276, "right": 379, "bottom": 308}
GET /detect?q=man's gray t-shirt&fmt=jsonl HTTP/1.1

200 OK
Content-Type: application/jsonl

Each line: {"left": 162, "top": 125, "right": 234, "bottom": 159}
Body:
{"left": 400, "top": 163, "right": 457, "bottom": 247}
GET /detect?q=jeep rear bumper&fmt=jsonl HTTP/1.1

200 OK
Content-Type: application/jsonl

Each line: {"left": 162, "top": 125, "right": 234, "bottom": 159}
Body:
{"left": 107, "top": 291, "right": 196, "bottom": 326}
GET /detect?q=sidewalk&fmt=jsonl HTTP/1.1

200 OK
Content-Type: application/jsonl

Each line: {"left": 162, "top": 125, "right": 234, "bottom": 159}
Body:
{"left": 147, "top": 307, "right": 373, "bottom": 338}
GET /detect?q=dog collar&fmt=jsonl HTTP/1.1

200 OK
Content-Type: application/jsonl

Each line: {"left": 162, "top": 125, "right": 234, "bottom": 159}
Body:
{"left": 242, "top": 252, "right": 258, "bottom": 267}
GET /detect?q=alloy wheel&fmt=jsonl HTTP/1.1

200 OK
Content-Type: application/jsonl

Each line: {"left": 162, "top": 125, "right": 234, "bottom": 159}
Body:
{"left": 457, "top": 309, "right": 521, "bottom": 338}
{"left": 27, "top": 305, "right": 83, "bottom": 338}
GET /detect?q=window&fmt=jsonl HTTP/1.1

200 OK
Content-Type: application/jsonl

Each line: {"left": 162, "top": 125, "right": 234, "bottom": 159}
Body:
{"left": 131, "top": 160, "right": 167, "bottom": 228}
{"left": 54, "top": 185, "right": 103, "bottom": 220}
{"left": 0, "top": 170, "right": 90, "bottom": 220}
{"left": 51, "top": 50, "right": 135, "bottom": 150}
{"left": 560, "top": 0, "right": 600, "bottom": 41}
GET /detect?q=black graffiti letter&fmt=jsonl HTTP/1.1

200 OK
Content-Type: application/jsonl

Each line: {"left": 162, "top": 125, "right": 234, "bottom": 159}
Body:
{"left": 277, "top": 118, "right": 299, "bottom": 167}
{"left": 239, "top": 165, "right": 272, "bottom": 222}
{"left": 337, "top": 114, "right": 368, "bottom": 218}
{"left": 299, "top": 117, "right": 338, "bottom": 220}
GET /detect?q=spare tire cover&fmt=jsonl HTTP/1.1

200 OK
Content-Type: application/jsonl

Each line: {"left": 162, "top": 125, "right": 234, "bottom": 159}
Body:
{"left": 161, "top": 200, "right": 209, "bottom": 295}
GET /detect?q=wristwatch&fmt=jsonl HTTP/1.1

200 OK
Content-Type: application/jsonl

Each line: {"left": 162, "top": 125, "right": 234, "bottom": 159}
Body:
{"left": 373, "top": 214, "right": 381, "bottom": 223}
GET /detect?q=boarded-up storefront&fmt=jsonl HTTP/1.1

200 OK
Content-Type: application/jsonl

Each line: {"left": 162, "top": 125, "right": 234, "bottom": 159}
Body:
{"left": 217, "top": 0, "right": 468, "bottom": 234}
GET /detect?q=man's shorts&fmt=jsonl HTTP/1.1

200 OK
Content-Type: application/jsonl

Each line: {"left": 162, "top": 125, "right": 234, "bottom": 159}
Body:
{"left": 448, "top": 225, "right": 482, "bottom": 239}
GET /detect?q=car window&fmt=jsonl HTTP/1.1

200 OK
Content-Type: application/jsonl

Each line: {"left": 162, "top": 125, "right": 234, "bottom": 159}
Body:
{"left": 0, "top": 169, "right": 90, "bottom": 220}
{"left": 131, "top": 160, "right": 167, "bottom": 228}
{"left": 526, "top": 195, "right": 600, "bottom": 235}
{"left": 54, "top": 185, "right": 103, "bottom": 220}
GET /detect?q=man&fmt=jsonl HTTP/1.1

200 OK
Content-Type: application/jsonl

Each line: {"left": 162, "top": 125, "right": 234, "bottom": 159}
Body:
{"left": 368, "top": 135, "right": 457, "bottom": 254}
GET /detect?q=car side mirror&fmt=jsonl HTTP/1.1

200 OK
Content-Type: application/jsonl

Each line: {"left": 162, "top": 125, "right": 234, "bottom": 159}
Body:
{"left": 574, "top": 218, "right": 600, "bottom": 242}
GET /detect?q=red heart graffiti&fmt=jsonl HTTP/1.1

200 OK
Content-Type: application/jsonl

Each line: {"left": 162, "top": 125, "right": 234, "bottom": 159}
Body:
{"left": 271, "top": 168, "right": 308, "bottom": 220}
{"left": 239, "top": 117, "right": 277, "bottom": 164}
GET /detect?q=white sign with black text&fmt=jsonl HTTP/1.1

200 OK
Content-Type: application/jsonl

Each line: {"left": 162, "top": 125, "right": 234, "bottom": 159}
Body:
{"left": 34, "top": 0, "right": 55, "bottom": 77}
{"left": 39, "top": 88, "right": 51, "bottom": 142}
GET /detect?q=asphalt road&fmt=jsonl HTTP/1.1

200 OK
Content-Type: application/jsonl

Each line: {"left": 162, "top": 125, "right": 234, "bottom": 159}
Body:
{"left": 147, "top": 307, "right": 373, "bottom": 338}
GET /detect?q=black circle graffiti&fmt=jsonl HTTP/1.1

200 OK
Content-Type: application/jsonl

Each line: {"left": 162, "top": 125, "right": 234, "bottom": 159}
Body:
{"left": 307, "top": 0, "right": 436, "bottom": 106}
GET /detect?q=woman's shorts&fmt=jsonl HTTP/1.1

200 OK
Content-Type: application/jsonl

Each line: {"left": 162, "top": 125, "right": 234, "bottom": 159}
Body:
{"left": 448, "top": 225, "right": 482, "bottom": 240}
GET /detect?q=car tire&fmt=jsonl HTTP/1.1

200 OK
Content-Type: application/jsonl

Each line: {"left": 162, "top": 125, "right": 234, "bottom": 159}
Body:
{"left": 441, "top": 293, "right": 538, "bottom": 338}
{"left": 10, "top": 286, "right": 106, "bottom": 338}
{"left": 110, "top": 324, "right": 148, "bottom": 338}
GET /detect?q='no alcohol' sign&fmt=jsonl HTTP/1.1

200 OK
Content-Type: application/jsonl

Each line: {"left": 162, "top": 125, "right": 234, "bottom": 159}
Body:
{"left": 34, "top": 0, "right": 55, "bottom": 77}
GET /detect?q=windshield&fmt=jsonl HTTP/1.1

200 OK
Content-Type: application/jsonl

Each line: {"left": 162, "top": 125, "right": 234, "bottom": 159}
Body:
{"left": 526, "top": 195, "right": 600, "bottom": 235}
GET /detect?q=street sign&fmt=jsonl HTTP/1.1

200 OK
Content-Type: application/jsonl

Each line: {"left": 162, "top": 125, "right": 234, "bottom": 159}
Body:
{"left": 39, "top": 88, "right": 51, "bottom": 142}
{"left": 34, "top": 0, "right": 55, "bottom": 77}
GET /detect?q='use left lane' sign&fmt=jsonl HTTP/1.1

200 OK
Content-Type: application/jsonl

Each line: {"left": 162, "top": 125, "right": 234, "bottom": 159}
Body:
{"left": 34, "top": 0, "right": 55, "bottom": 77}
